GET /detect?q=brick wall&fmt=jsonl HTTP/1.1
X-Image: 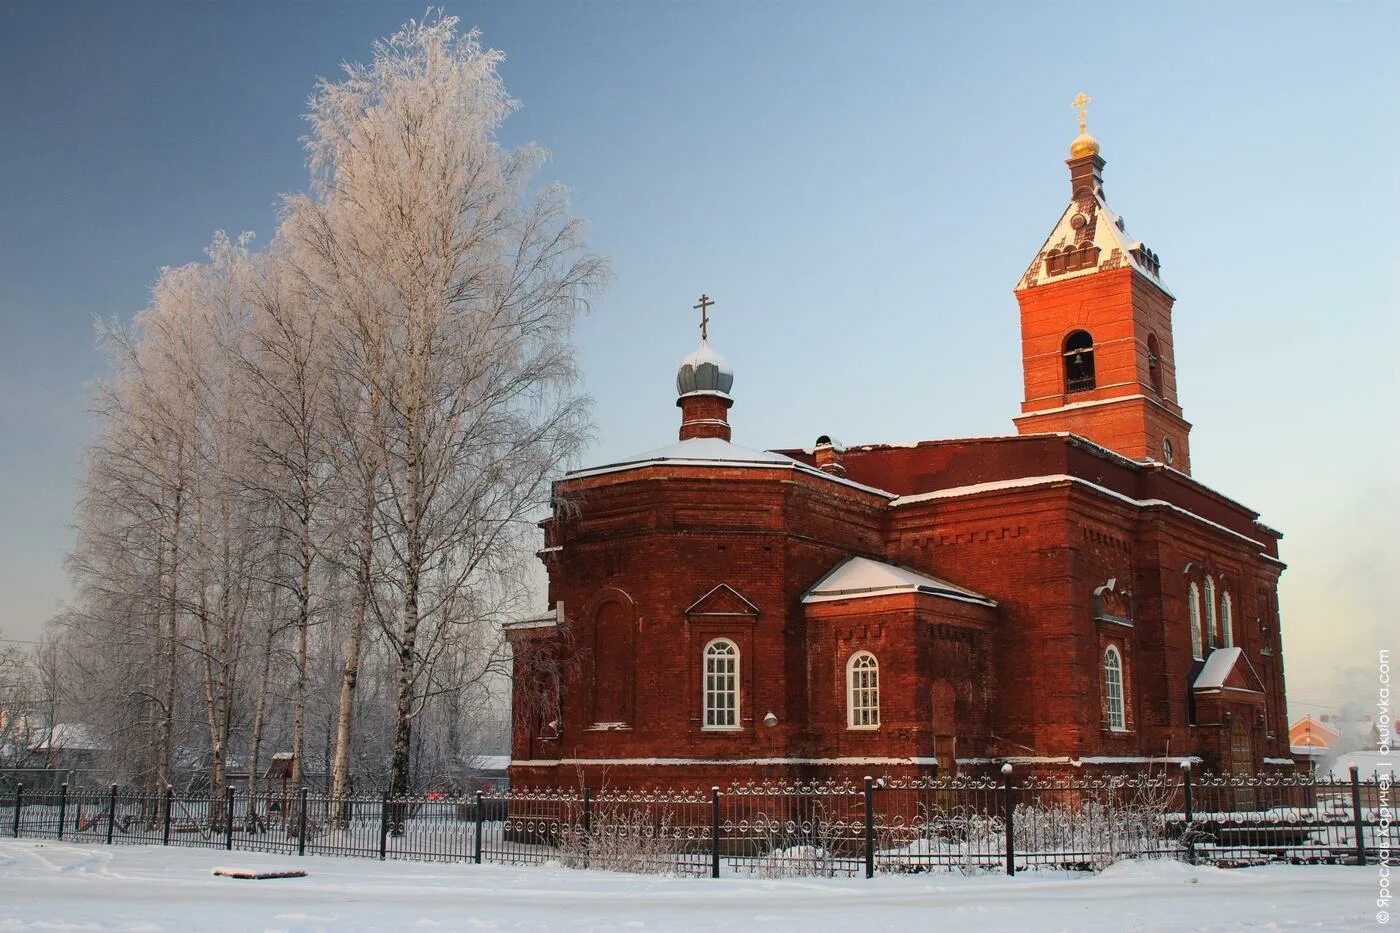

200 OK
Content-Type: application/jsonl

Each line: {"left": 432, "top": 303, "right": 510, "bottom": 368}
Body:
{"left": 507, "top": 431, "right": 1289, "bottom": 791}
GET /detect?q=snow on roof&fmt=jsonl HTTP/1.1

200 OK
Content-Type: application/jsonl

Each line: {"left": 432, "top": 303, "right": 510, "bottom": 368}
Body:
{"left": 29, "top": 723, "right": 102, "bottom": 752}
{"left": 677, "top": 340, "right": 732, "bottom": 377}
{"left": 504, "top": 609, "right": 559, "bottom": 631}
{"left": 803, "top": 556, "right": 995, "bottom": 607}
{"left": 467, "top": 755, "right": 510, "bottom": 772}
{"left": 894, "top": 473, "right": 1274, "bottom": 553}
{"left": 630, "top": 437, "right": 792, "bottom": 465}
{"left": 1329, "top": 750, "right": 1395, "bottom": 779}
{"left": 1016, "top": 190, "right": 1173, "bottom": 297}
{"left": 1193, "top": 647, "right": 1240, "bottom": 690}
{"left": 1192, "top": 647, "right": 1263, "bottom": 692}
{"left": 565, "top": 437, "right": 894, "bottom": 498}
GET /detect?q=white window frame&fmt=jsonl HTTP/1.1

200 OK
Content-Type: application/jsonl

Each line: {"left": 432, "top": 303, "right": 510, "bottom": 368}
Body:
{"left": 1103, "top": 645, "right": 1127, "bottom": 732}
{"left": 1188, "top": 581, "right": 1203, "bottom": 660}
{"left": 846, "top": 652, "right": 880, "bottom": 730}
{"left": 1220, "top": 591, "right": 1234, "bottom": 648}
{"left": 702, "top": 638, "right": 740, "bottom": 730}
{"left": 1204, "top": 576, "right": 1218, "bottom": 649}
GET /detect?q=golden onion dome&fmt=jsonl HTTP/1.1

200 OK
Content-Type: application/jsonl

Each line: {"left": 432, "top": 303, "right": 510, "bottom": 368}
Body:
{"left": 1069, "top": 131, "right": 1100, "bottom": 159}
{"left": 1068, "top": 92, "right": 1098, "bottom": 159}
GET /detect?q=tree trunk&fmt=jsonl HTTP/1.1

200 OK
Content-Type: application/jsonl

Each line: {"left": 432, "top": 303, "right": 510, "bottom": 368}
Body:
{"left": 330, "top": 490, "right": 372, "bottom": 823}
{"left": 388, "top": 376, "right": 423, "bottom": 804}
{"left": 388, "top": 614, "right": 418, "bottom": 798}
{"left": 290, "top": 507, "right": 311, "bottom": 802}
{"left": 247, "top": 620, "right": 275, "bottom": 825}
{"left": 155, "top": 484, "right": 183, "bottom": 792}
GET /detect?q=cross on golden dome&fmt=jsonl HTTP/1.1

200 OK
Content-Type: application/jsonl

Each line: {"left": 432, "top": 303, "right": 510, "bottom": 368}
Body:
{"left": 1069, "top": 91, "right": 1100, "bottom": 159}
{"left": 1072, "top": 92, "right": 1091, "bottom": 134}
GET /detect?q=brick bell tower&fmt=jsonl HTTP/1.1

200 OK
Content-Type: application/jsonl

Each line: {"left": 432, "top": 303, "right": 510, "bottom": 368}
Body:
{"left": 1012, "top": 94, "right": 1192, "bottom": 473}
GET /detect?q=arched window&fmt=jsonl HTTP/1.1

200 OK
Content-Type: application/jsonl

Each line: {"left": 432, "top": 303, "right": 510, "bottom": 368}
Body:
{"left": 846, "top": 652, "right": 880, "bottom": 729}
{"left": 1188, "top": 581, "right": 1203, "bottom": 661}
{"left": 1204, "top": 576, "right": 1218, "bottom": 648}
{"left": 1147, "top": 333, "right": 1163, "bottom": 394}
{"left": 1220, "top": 592, "right": 1234, "bottom": 648}
{"left": 1063, "top": 330, "right": 1096, "bottom": 393}
{"left": 702, "top": 639, "right": 739, "bottom": 729}
{"left": 1103, "top": 646, "right": 1126, "bottom": 732}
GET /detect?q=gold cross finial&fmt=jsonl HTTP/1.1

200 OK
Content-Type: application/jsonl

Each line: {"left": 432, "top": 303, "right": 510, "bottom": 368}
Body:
{"left": 693, "top": 293, "right": 714, "bottom": 341}
{"left": 1071, "top": 92, "right": 1092, "bottom": 135}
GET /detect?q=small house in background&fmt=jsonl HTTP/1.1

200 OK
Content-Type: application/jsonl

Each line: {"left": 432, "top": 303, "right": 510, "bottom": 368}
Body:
{"left": 463, "top": 755, "right": 509, "bottom": 792}
{"left": 28, "top": 723, "right": 105, "bottom": 776}
{"left": 1289, "top": 715, "right": 1341, "bottom": 771}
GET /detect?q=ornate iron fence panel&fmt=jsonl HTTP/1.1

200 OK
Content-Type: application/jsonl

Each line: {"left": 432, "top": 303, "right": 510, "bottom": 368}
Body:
{"left": 3, "top": 769, "right": 1394, "bottom": 877}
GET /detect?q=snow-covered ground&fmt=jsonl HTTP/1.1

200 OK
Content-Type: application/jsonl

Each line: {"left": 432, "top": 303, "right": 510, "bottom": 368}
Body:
{"left": 0, "top": 838, "right": 1380, "bottom": 931}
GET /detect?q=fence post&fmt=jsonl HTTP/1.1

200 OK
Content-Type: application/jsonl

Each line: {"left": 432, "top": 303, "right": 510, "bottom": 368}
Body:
{"left": 297, "top": 787, "right": 309, "bottom": 857}
{"left": 10, "top": 783, "right": 21, "bottom": 838}
{"left": 863, "top": 776, "right": 875, "bottom": 879}
{"left": 1002, "top": 763, "right": 1015, "bottom": 877}
{"left": 378, "top": 791, "right": 390, "bottom": 861}
{"left": 711, "top": 787, "right": 721, "bottom": 879}
{"left": 106, "top": 783, "right": 118, "bottom": 845}
{"left": 473, "top": 791, "right": 484, "bottom": 865}
{"left": 162, "top": 786, "right": 173, "bottom": 846}
{"left": 1349, "top": 765, "right": 1367, "bottom": 866}
{"left": 1180, "top": 761, "right": 1195, "bottom": 865}
{"left": 57, "top": 783, "right": 67, "bottom": 840}
{"left": 224, "top": 787, "right": 234, "bottom": 851}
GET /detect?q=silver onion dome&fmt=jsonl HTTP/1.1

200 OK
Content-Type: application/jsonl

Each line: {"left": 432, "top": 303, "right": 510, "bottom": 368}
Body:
{"left": 676, "top": 340, "right": 734, "bottom": 398}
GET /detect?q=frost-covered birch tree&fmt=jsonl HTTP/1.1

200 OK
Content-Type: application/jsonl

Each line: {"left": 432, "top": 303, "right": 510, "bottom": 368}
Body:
{"left": 284, "top": 14, "right": 604, "bottom": 795}
{"left": 236, "top": 243, "right": 335, "bottom": 801}
{"left": 54, "top": 13, "right": 602, "bottom": 799}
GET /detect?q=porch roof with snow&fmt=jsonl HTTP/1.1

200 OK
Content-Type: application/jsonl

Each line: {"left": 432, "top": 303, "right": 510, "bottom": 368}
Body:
{"left": 802, "top": 556, "right": 996, "bottom": 607}
{"left": 1192, "top": 647, "right": 1264, "bottom": 694}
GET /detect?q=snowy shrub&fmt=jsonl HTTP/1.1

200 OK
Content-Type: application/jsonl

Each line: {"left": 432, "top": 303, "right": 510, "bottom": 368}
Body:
{"left": 882, "top": 784, "right": 1173, "bottom": 874}
{"left": 558, "top": 806, "right": 687, "bottom": 875}
{"left": 750, "top": 802, "right": 858, "bottom": 878}
{"left": 756, "top": 844, "right": 835, "bottom": 878}
{"left": 1012, "top": 799, "right": 1167, "bottom": 869}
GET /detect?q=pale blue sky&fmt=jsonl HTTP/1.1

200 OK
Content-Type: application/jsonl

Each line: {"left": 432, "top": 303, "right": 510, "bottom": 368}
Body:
{"left": 1, "top": 2, "right": 1395, "bottom": 720}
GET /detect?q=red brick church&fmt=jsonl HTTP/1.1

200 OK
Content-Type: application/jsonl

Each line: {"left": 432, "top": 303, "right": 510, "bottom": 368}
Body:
{"left": 507, "top": 105, "right": 1293, "bottom": 789}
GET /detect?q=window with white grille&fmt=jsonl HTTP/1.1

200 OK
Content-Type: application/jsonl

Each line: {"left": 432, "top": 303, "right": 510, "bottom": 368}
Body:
{"left": 1220, "top": 591, "right": 1234, "bottom": 648}
{"left": 846, "top": 652, "right": 880, "bottom": 729}
{"left": 1103, "top": 646, "right": 1126, "bottom": 731}
{"left": 703, "top": 639, "right": 739, "bottom": 729}
{"left": 1188, "top": 581, "right": 1203, "bottom": 660}
{"left": 1204, "top": 576, "right": 1219, "bottom": 648}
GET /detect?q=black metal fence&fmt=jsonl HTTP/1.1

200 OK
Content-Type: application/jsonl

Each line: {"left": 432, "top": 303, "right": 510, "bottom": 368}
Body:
{"left": 3, "top": 767, "right": 1393, "bottom": 877}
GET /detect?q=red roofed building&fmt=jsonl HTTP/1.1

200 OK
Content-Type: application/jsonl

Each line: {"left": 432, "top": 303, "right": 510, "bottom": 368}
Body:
{"left": 1289, "top": 715, "right": 1342, "bottom": 760}
{"left": 506, "top": 115, "right": 1293, "bottom": 789}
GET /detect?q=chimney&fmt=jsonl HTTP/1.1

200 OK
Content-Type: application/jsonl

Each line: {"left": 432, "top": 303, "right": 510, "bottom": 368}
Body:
{"left": 813, "top": 435, "right": 846, "bottom": 476}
